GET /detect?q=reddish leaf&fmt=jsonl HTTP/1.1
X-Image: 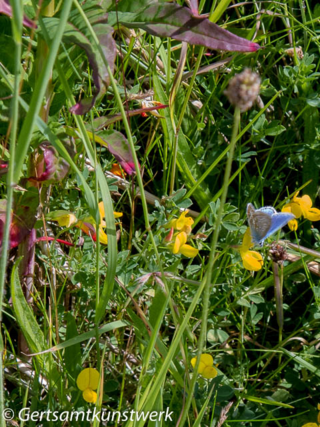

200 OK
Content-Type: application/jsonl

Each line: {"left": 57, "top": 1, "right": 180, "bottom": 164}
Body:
{"left": 118, "top": 3, "right": 260, "bottom": 52}
{"left": 0, "top": 189, "right": 38, "bottom": 249}
{"left": 0, "top": 0, "right": 36, "bottom": 28}
{"left": 188, "top": 0, "right": 199, "bottom": 16}
{"left": 96, "top": 130, "right": 138, "bottom": 175}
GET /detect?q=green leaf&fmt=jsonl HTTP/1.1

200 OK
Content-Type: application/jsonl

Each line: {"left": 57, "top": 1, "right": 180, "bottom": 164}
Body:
{"left": 281, "top": 347, "right": 320, "bottom": 378}
{"left": 11, "top": 258, "right": 48, "bottom": 371}
{"left": 65, "top": 313, "right": 82, "bottom": 378}
{"left": 237, "top": 298, "right": 251, "bottom": 308}
{"left": 153, "top": 73, "right": 212, "bottom": 209}
{"left": 42, "top": 18, "right": 116, "bottom": 114}
{"left": 30, "top": 321, "right": 127, "bottom": 355}
{"left": 246, "top": 395, "right": 294, "bottom": 408}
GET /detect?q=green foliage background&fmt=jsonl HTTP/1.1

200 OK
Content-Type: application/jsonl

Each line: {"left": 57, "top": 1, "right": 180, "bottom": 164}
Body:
{"left": 1, "top": 0, "right": 320, "bottom": 426}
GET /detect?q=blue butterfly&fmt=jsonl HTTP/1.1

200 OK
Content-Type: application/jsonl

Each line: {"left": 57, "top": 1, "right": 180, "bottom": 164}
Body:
{"left": 247, "top": 203, "right": 295, "bottom": 246}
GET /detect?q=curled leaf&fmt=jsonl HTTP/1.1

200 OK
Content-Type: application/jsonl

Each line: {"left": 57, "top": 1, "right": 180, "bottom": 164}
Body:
{"left": 92, "top": 129, "right": 138, "bottom": 175}
{"left": 28, "top": 142, "right": 69, "bottom": 184}
{"left": 116, "top": 3, "right": 260, "bottom": 52}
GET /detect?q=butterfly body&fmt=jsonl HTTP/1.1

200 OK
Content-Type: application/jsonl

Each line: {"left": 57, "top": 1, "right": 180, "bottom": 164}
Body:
{"left": 247, "top": 203, "right": 295, "bottom": 246}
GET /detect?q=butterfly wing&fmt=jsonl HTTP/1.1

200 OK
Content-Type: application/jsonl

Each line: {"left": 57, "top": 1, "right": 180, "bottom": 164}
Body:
{"left": 263, "top": 212, "right": 295, "bottom": 241}
{"left": 247, "top": 203, "right": 273, "bottom": 245}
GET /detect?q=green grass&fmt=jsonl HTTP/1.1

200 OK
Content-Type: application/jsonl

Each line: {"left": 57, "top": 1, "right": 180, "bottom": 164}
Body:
{"left": 1, "top": 0, "right": 320, "bottom": 426}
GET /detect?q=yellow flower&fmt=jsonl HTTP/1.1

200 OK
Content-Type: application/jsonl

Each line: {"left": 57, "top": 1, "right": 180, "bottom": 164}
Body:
{"left": 165, "top": 210, "right": 194, "bottom": 235}
{"left": 57, "top": 213, "right": 77, "bottom": 227}
{"left": 49, "top": 202, "right": 122, "bottom": 245}
{"left": 170, "top": 231, "right": 198, "bottom": 258}
{"left": 281, "top": 205, "right": 298, "bottom": 231}
{"left": 240, "top": 229, "right": 263, "bottom": 271}
{"left": 301, "top": 403, "right": 320, "bottom": 426}
{"left": 47, "top": 210, "right": 78, "bottom": 227}
{"left": 165, "top": 211, "right": 198, "bottom": 257}
{"left": 76, "top": 368, "right": 100, "bottom": 403}
{"left": 282, "top": 191, "right": 320, "bottom": 229}
{"left": 191, "top": 354, "right": 218, "bottom": 379}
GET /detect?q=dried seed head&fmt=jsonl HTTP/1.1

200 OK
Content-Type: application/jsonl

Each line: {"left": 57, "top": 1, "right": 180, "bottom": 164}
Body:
{"left": 224, "top": 68, "right": 261, "bottom": 112}
{"left": 269, "top": 243, "right": 287, "bottom": 263}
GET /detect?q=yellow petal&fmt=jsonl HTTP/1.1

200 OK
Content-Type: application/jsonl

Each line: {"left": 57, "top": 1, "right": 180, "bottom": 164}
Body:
{"left": 288, "top": 219, "right": 298, "bottom": 231}
{"left": 98, "top": 201, "right": 123, "bottom": 219}
{"left": 82, "top": 388, "right": 97, "bottom": 403}
{"left": 113, "top": 211, "right": 123, "bottom": 218}
{"left": 200, "top": 354, "right": 214, "bottom": 367}
{"left": 98, "top": 226, "right": 108, "bottom": 245}
{"left": 190, "top": 357, "right": 197, "bottom": 368}
{"left": 240, "top": 250, "right": 263, "bottom": 271}
{"left": 317, "top": 403, "right": 320, "bottom": 411}
{"left": 242, "top": 228, "right": 253, "bottom": 251}
{"left": 305, "top": 208, "right": 320, "bottom": 222}
{"left": 292, "top": 194, "right": 313, "bottom": 217}
{"left": 202, "top": 366, "right": 218, "bottom": 379}
{"left": 176, "top": 210, "right": 194, "bottom": 231}
{"left": 172, "top": 232, "right": 187, "bottom": 254}
{"left": 299, "top": 194, "right": 313, "bottom": 209}
{"left": 190, "top": 357, "right": 206, "bottom": 374}
{"left": 76, "top": 368, "right": 100, "bottom": 391}
{"left": 301, "top": 424, "right": 318, "bottom": 427}
{"left": 282, "top": 203, "right": 302, "bottom": 219}
{"left": 179, "top": 244, "right": 199, "bottom": 258}
{"left": 57, "top": 213, "right": 77, "bottom": 227}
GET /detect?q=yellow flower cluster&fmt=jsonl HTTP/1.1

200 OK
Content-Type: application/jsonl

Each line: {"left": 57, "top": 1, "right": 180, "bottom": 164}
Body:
{"left": 77, "top": 368, "right": 100, "bottom": 403}
{"left": 240, "top": 228, "right": 263, "bottom": 271}
{"left": 282, "top": 192, "right": 320, "bottom": 231}
{"left": 191, "top": 354, "right": 218, "bottom": 379}
{"left": 164, "top": 211, "right": 198, "bottom": 258}
{"left": 302, "top": 403, "right": 320, "bottom": 427}
{"left": 50, "top": 202, "right": 122, "bottom": 245}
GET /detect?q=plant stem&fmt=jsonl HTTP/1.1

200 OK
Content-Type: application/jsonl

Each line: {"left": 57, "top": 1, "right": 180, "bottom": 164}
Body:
{"left": 0, "top": 1, "right": 22, "bottom": 425}
{"left": 178, "top": 107, "right": 241, "bottom": 427}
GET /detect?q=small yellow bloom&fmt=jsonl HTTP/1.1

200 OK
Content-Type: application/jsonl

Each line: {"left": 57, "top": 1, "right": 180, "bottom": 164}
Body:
{"left": 165, "top": 210, "right": 194, "bottom": 235}
{"left": 305, "top": 208, "right": 320, "bottom": 222}
{"left": 301, "top": 403, "right": 320, "bottom": 426}
{"left": 82, "top": 388, "right": 97, "bottom": 403}
{"left": 191, "top": 354, "right": 218, "bottom": 379}
{"left": 76, "top": 368, "right": 100, "bottom": 403}
{"left": 172, "top": 231, "right": 187, "bottom": 254}
{"left": 170, "top": 231, "right": 198, "bottom": 258}
{"left": 282, "top": 191, "right": 320, "bottom": 229}
{"left": 240, "top": 229, "right": 263, "bottom": 271}
{"left": 57, "top": 213, "right": 77, "bottom": 227}
{"left": 281, "top": 205, "right": 298, "bottom": 231}
{"left": 179, "top": 244, "right": 199, "bottom": 258}
{"left": 98, "top": 201, "right": 123, "bottom": 219}
{"left": 240, "top": 249, "right": 264, "bottom": 271}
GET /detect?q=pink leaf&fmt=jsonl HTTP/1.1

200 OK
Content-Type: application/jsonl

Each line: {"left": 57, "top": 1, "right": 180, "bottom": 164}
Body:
{"left": 0, "top": 0, "right": 36, "bottom": 28}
